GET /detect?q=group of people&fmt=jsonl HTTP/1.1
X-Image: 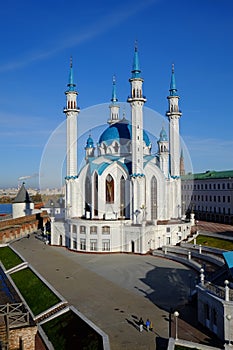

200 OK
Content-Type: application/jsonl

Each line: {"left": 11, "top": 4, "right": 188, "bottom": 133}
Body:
{"left": 138, "top": 317, "right": 153, "bottom": 332}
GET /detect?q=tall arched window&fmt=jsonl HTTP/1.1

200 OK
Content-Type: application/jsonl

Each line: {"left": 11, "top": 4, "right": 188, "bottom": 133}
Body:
{"left": 85, "top": 177, "right": 91, "bottom": 212}
{"left": 151, "top": 176, "right": 157, "bottom": 220}
{"left": 94, "top": 173, "right": 98, "bottom": 216}
{"left": 106, "top": 174, "right": 114, "bottom": 203}
{"left": 120, "top": 176, "right": 126, "bottom": 217}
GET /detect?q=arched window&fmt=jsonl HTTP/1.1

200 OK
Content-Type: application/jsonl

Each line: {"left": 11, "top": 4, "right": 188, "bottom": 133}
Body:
{"left": 103, "top": 143, "right": 107, "bottom": 154}
{"left": 106, "top": 174, "right": 114, "bottom": 203}
{"left": 114, "top": 142, "right": 119, "bottom": 153}
{"left": 94, "top": 173, "right": 98, "bottom": 216}
{"left": 151, "top": 176, "right": 157, "bottom": 220}
{"left": 120, "top": 176, "right": 126, "bottom": 217}
{"left": 85, "top": 177, "right": 91, "bottom": 212}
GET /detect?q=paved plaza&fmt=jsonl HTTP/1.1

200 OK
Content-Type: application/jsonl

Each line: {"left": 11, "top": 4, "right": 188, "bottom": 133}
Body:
{"left": 11, "top": 235, "right": 219, "bottom": 349}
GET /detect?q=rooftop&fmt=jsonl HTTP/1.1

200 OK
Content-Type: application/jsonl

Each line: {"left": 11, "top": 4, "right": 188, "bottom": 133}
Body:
{"left": 181, "top": 170, "right": 233, "bottom": 181}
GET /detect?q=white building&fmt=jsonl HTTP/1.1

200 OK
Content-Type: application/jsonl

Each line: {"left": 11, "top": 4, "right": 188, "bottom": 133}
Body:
{"left": 51, "top": 48, "right": 193, "bottom": 254}
{"left": 181, "top": 170, "right": 233, "bottom": 224}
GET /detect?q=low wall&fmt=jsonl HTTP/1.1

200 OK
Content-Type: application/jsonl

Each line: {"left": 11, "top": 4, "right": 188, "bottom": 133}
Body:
{"left": 0, "top": 213, "right": 49, "bottom": 244}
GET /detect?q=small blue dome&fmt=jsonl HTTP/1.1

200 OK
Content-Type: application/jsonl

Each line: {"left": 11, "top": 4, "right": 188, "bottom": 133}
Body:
{"left": 99, "top": 119, "right": 150, "bottom": 146}
{"left": 159, "top": 127, "right": 168, "bottom": 141}
{"left": 86, "top": 135, "right": 94, "bottom": 148}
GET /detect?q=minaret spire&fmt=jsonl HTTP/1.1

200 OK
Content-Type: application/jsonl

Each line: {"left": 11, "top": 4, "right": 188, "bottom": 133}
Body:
{"left": 111, "top": 75, "right": 118, "bottom": 103}
{"left": 108, "top": 75, "right": 120, "bottom": 124}
{"left": 169, "top": 63, "right": 178, "bottom": 96}
{"left": 131, "top": 40, "right": 141, "bottom": 78}
{"left": 67, "top": 56, "right": 76, "bottom": 92}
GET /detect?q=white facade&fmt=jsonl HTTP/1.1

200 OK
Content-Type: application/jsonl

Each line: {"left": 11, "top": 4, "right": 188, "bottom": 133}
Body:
{"left": 51, "top": 48, "right": 192, "bottom": 254}
{"left": 181, "top": 170, "right": 233, "bottom": 224}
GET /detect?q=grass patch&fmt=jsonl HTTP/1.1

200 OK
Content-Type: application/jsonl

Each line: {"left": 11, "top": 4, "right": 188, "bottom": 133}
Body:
{"left": 0, "top": 246, "right": 23, "bottom": 270}
{"left": 11, "top": 267, "right": 60, "bottom": 315}
{"left": 42, "top": 310, "right": 103, "bottom": 350}
{"left": 192, "top": 235, "right": 233, "bottom": 250}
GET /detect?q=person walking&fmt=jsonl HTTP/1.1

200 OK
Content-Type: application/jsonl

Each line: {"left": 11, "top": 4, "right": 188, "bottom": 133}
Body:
{"left": 139, "top": 317, "right": 144, "bottom": 332}
{"left": 146, "top": 319, "right": 150, "bottom": 332}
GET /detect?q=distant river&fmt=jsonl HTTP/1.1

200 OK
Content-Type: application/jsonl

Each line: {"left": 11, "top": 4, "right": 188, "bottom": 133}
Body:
{"left": 0, "top": 203, "right": 12, "bottom": 214}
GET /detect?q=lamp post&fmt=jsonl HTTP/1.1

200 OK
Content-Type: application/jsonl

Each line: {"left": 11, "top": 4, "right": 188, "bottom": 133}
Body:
{"left": 140, "top": 204, "right": 147, "bottom": 221}
{"left": 174, "top": 311, "right": 179, "bottom": 340}
{"left": 177, "top": 204, "right": 181, "bottom": 218}
{"left": 200, "top": 268, "right": 205, "bottom": 286}
{"left": 182, "top": 201, "right": 185, "bottom": 217}
{"left": 134, "top": 209, "right": 140, "bottom": 224}
{"left": 226, "top": 314, "right": 232, "bottom": 346}
{"left": 50, "top": 200, "right": 54, "bottom": 217}
{"left": 120, "top": 203, "right": 124, "bottom": 219}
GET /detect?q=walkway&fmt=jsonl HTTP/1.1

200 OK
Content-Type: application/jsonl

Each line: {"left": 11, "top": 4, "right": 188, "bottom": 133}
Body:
{"left": 11, "top": 235, "right": 220, "bottom": 349}
{"left": 196, "top": 221, "right": 233, "bottom": 235}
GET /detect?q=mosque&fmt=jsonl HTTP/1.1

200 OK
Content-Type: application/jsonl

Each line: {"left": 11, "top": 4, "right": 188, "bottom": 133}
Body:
{"left": 50, "top": 46, "right": 193, "bottom": 254}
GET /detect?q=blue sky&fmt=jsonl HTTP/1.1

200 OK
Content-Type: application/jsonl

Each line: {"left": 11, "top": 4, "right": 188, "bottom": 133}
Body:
{"left": 0, "top": 0, "right": 232, "bottom": 189}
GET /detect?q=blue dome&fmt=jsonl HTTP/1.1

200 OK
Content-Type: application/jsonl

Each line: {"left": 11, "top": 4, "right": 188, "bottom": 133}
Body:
{"left": 99, "top": 119, "right": 150, "bottom": 146}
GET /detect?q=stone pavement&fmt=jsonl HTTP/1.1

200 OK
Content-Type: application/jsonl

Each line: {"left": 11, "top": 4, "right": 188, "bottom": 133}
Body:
{"left": 11, "top": 235, "right": 221, "bottom": 350}
{"left": 196, "top": 221, "right": 233, "bottom": 235}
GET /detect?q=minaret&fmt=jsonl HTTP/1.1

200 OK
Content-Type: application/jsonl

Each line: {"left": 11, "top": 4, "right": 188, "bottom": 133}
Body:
{"left": 166, "top": 64, "right": 182, "bottom": 177}
{"left": 157, "top": 126, "right": 169, "bottom": 177}
{"left": 127, "top": 43, "right": 147, "bottom": 224}
{"left": 63, "top": 58, "right": 80, "bottom": 218}
{"left": 127, "top": 43, "right": 147, "bottom": 175}
{"left": 85, "top": 134, "right": 95, "bottom": 162}
{"left": 108, "top": 75, "right": 120, "bottom": 124}
{"left": 64, "top": 57, "right": 80, "bottom": 177}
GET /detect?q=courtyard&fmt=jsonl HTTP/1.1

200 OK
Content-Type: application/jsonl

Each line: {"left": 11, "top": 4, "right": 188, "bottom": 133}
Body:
{"left": 11, "top": 235, "right": 218, "bottom": 349}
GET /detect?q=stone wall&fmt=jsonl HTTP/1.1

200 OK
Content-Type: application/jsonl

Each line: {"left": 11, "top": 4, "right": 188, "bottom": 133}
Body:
{"left": 0, "top": 212, "right": 49, "bottom": 244}
{"left": 8, "top": 326, "right": 37, "bottom": 350}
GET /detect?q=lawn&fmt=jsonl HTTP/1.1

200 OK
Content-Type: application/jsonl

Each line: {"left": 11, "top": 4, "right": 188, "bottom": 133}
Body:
{"left": 42, "top": 310, "right": 103, "bottom": 350}
{"left": 192, "top": 235, "right": 233, "bottom": 251}
{"left": 0, "top": 246, "right": 23, "bottom": 270}
{"left": 11, "top": 267, "right": 60, "bottom": 315}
